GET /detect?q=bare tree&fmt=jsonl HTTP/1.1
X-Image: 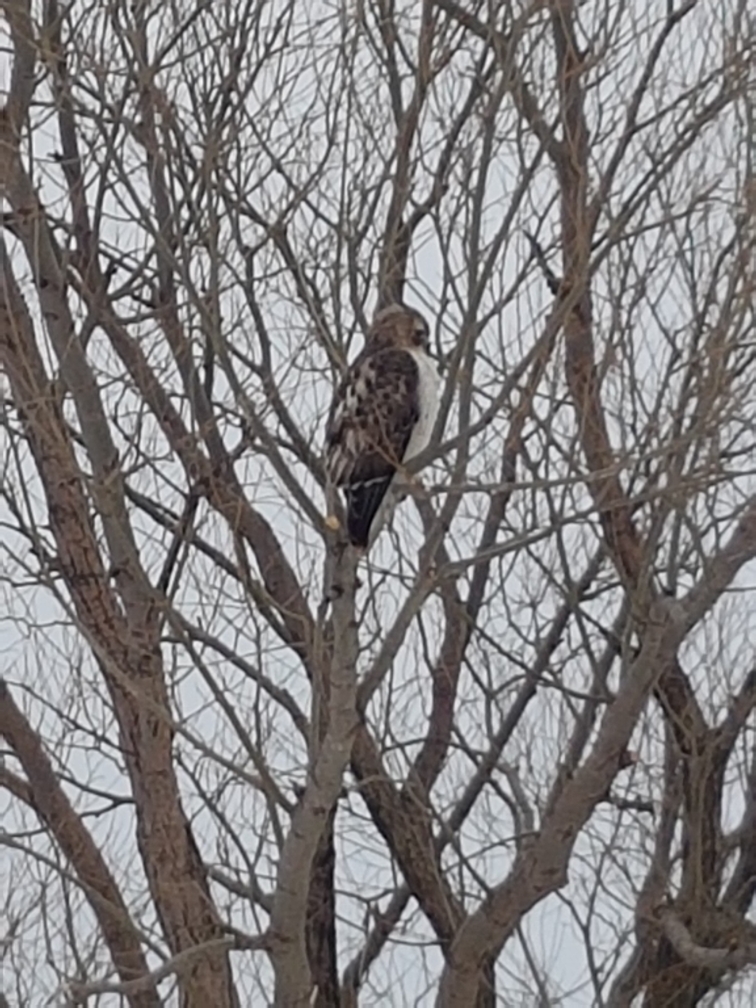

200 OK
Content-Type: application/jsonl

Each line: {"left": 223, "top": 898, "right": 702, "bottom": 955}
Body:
{"left": 0, "top": 1, "right": 755, "bottom": 1005}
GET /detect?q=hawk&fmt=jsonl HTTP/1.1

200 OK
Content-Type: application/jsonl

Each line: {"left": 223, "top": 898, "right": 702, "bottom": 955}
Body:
{"left": 326, "top": 303, "right": 440, "bottom": 548}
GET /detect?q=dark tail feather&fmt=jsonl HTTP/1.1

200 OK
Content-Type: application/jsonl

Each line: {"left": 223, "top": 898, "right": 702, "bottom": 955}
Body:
{"left": 345, "top": 475, "right": 393, "bottom": 548}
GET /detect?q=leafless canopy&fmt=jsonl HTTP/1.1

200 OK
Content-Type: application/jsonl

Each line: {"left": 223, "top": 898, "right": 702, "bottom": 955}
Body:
{"left": 1, "top": 1, "right": 755, "bottom": 1005}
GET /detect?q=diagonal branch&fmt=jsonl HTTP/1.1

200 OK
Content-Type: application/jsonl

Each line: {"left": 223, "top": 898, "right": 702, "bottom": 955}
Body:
{"left": 0, "top": 242, "right": 237, "bottom": 1007}
{"left": 658, "top": 908, "right": 756, "bottom": 972}
{"left": 66, "top": 933, "right": 268, "bottom": 1004}
{"left": 438, "top": 597, "right": 686, "bottom": 1004}
{"left": 0, "top": 680, "right": 159, "bottom": 1008}
{"left": 377, "top": 0, "right": 436, "bottom": 305}
{"left": 1, "top": 0, "right": 36, "bottom": 133}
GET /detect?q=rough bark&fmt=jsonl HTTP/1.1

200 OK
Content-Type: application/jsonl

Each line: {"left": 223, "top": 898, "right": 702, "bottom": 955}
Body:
{"left": 0, "top": 242, "right": 236, "bottom": 1007}
{"left": 0, "top": 681, "right": 159, "bottom": 1008}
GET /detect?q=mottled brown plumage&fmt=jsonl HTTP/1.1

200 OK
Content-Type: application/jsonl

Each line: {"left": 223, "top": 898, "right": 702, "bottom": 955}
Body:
{"left": 326, "top": 304, "right": 439, "bottom": 548}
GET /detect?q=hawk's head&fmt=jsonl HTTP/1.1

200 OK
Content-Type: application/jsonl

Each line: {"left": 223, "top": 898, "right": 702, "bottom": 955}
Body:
{"left": 369, "top": 303, "right": 431, "bottom": 353}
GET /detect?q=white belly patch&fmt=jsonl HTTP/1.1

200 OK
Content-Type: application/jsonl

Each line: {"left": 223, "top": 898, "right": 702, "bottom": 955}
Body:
{"left": 403, "top": 348, "right": 440, "bottom": 463}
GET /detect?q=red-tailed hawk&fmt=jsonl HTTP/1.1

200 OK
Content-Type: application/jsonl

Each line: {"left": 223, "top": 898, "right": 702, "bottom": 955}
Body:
{"left": 326, "top": 303, "right": 440, "bottom": 548}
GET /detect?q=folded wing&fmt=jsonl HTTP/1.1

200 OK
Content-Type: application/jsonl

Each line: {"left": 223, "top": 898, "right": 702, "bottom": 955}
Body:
{"left": 326, "top": 348, "right": 419, "bottom": 548}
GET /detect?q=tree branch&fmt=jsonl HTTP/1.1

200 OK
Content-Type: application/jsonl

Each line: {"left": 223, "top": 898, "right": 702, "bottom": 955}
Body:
{"left": 65, "top": 932, "right": 267, "bottom": 1004}
{"left": 658, "top": 908, "right": 756, "bottom": 972}
{"left": 0, "top": 680, "right": 159, "bottom": 1008}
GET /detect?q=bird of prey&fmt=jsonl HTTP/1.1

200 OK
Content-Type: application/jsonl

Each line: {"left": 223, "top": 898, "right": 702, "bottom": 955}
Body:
{"left": 325, "top": 303, "right": 440, "bottom": 549}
